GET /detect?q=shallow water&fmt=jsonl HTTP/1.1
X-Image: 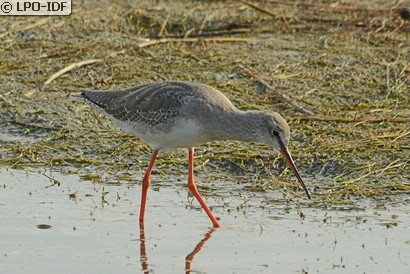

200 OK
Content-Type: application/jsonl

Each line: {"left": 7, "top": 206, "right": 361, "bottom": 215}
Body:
{"left": 1, "top": 168, "right": 409, "bottom": 273}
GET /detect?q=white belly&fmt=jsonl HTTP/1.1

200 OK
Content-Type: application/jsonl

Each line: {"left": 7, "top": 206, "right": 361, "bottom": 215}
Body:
{"left": 110, "top": 117, "right": 205, "bottom": 149}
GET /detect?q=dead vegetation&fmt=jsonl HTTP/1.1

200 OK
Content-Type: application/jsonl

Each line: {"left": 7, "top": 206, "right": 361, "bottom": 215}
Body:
{"left": 0, "top": 0, "right": 409, "bottom": 206}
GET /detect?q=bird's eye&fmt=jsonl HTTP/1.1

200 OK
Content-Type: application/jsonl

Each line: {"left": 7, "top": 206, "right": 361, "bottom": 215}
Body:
{"left": 271, "top": 129, "right": 280, "bottom": 137}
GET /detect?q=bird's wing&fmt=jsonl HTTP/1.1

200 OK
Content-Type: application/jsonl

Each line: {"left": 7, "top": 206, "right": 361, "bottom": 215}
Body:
{"left": 80, "top": 83, "right": 151, "bottom": 109}
{"left": 81, "top": 81, "right": 202, "bottom": 127}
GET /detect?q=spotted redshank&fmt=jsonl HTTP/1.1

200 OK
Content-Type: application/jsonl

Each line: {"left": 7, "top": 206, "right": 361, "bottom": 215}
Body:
{"left": 76, "top": 81, "right": 311, "bottom": 227}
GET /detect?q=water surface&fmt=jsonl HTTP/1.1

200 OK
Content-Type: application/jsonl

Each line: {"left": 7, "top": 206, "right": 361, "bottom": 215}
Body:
{"left": 1, "top": 168, "right": 409, "bottom": 273}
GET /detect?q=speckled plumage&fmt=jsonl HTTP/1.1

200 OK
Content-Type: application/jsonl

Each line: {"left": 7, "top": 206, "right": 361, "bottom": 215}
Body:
{"left": 78, "top": 81, "right": 290, "bottom": 150}
{"left": 76, "top": 80, "right": 311, "bottom": 212}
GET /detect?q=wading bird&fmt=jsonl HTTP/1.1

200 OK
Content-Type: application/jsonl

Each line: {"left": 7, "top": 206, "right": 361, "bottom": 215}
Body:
{"left": 76, "top": 81, "right": 311, "bottom": 227}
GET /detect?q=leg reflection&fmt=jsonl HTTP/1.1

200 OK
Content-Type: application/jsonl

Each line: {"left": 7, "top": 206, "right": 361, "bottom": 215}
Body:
{"left": 139, "top": 221, "right": 149, "bottom": 273}
{"left": 185, "top": 228, "right": 216, "bottom": 274}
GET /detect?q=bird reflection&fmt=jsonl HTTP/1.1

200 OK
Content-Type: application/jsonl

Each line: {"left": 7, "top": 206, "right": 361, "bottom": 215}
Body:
{"left": 139, "top": 221, "right": 149, "bottom": 274}
{"left": 185, "top": 228, "right": 215, "bottom": 274}
{"left": 138, "top": 221, "right": 216, "bottom": 273}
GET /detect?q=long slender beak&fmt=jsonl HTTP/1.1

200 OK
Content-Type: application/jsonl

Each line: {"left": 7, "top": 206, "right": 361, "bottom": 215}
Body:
{"left": 279, "top": 146, "right": 311, "bottom": 199}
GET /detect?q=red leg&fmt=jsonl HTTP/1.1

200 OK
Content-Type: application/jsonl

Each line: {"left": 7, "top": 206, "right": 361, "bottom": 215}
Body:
{"left": 187, "top": 148, "right": 220, "bottom": 228}
{"left": 139, "top": 149, "right": 159, "bottom": 224}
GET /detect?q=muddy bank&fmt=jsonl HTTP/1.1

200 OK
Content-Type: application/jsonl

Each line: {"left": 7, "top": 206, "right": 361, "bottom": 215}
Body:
{"left": 0, "top": 0, "right": 409, "bottom": 204}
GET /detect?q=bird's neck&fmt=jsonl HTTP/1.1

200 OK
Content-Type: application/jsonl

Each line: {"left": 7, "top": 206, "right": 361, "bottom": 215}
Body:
{"left": 209, "top": 110, "right": 267, "bottom": 143}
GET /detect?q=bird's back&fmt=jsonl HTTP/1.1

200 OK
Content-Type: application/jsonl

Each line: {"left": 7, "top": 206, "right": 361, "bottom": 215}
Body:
{"left": 78, "top": 81, "right": 239, "bottom": 148}
{"left": 80, "top": 81, "right": 236, "bottom": 126}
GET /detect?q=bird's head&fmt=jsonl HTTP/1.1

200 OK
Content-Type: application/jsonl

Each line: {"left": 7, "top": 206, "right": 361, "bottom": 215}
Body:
{"left": 261, "top": 111, "right": 311, "bottom": 199}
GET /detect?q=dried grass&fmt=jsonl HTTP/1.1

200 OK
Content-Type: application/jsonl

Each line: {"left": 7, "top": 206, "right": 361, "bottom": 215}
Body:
{"left": 1, "top": 0, "right": 409, "bottom": 207}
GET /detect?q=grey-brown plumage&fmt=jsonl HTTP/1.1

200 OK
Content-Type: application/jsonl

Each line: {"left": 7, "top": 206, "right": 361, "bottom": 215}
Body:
{"left": 80, "top": 81, "right": 234, "bottom": 127}
{"left": 76, "top": 80, "right": 311, "bottom": 200}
